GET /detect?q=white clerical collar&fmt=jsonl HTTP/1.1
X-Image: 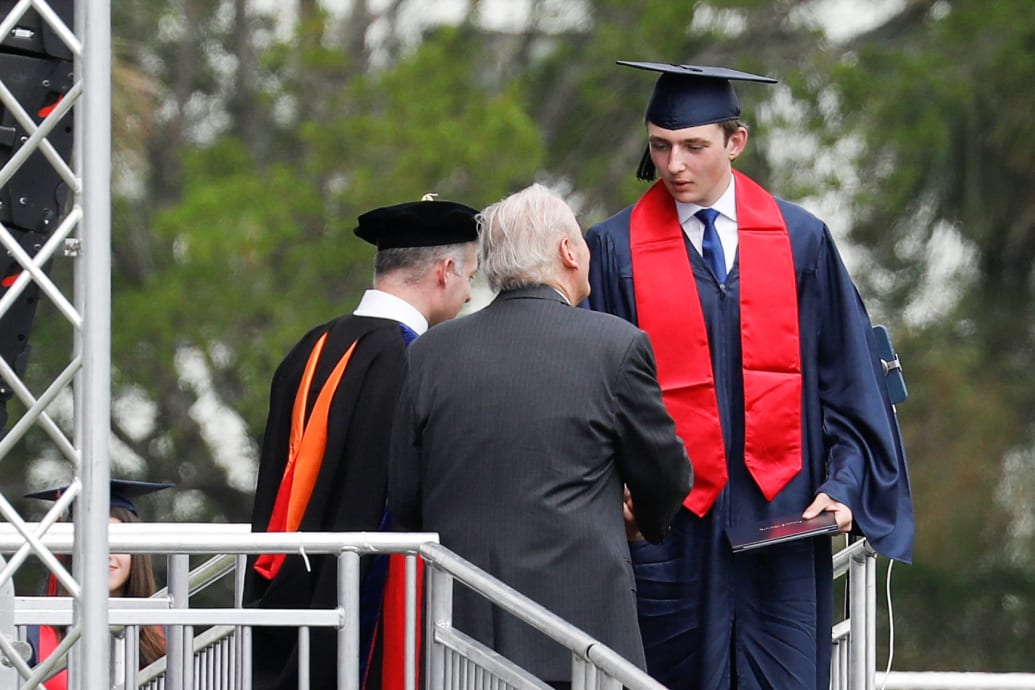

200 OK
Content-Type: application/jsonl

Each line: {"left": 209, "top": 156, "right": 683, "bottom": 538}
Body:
{"left": 353, "top": 289, "right": 428, "bottom": 336}
{"left": 675, "top": 174, "right": 738, "bottom": 225}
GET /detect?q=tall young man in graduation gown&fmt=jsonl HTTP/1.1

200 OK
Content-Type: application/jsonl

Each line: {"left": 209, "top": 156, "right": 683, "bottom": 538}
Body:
{"left": 244, "top": 199, "right": 479, "bottom": 690}
{"left": 582, "top": 62, "right": 915, "bottom": 690}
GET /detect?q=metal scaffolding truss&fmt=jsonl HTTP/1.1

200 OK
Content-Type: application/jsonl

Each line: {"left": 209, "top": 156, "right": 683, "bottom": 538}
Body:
{"left": 0, "top": 0, "right": 112, "bottom": 688}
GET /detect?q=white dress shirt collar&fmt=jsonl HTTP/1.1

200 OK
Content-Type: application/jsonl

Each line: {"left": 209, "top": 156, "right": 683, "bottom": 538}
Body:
{"left": 353, "top": 289, "right": 428, "bottom": 336}
{"left": 675, "top": 174, "right": 738, "bottom": 226}
{"left": 675, "top": 175, "right": 739, "bottom": 273}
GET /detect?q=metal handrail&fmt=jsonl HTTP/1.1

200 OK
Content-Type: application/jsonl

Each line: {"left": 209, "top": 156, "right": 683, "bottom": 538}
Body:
{"left": 831, "top": 536, "right": 877, "bottom": 690}
{"left": 874, "top": 672, "right": 1035, "bottom": 689}
{"left": 0, "top": 522, "right": 427, "bottom": 554}
{"left": 6, "top": 524, "right": 667, "bottom": 689}
{"left": 418, "top": 541, "right": 666, "bottom": 688}
{"left": 153, "top": 553, "right": 238, "bottom": 599}
{"left": 832, "top": 536, "right": 874, "bottom": 577}
{"left": 12, "top": 525, "right": 1034, "bottom": 690}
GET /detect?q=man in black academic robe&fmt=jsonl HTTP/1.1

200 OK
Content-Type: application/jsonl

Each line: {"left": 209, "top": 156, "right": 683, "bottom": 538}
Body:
{"left": 244, "top": 198, "right": 479, "bottom": 690}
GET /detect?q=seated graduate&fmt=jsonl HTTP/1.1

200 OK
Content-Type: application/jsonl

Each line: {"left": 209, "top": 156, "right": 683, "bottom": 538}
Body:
{"left": 23, "top": 479, "right": 172, "bottom": 689}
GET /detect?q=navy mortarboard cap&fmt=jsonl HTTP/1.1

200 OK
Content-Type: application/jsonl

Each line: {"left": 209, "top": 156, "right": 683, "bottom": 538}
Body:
{"left": 619, "top": 61, "right": 777, "bottom": 181}
{"left": 620, "top": 61, "right": 777, "bottom": 129}
{"left": 25, "top": 479, "right": 174, "bottom": 516}
{"left": 354, "top": 198, "right": 478, "bottom": 251}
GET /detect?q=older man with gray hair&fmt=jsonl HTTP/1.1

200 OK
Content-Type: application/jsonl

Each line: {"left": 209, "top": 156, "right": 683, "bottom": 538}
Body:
{"left": 388, "top": 183, "right": 692, "bottom": 687}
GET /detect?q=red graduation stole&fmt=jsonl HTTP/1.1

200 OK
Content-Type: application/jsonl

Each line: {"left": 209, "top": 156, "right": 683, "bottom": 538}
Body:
{"left": 630, "top": 171, "right": 802, "bottom": 516}
{"left": 38, "top": 626, "right": 68, "bottom": 690}
{"left": 254, "top": 333, "right": 359, "bottom": 579}
{"left": 374, "top": 557, "right": 424, "bottom": 690}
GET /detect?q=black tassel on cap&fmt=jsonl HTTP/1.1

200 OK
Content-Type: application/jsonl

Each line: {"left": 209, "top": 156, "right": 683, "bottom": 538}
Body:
{"left": 636, "top": 146, "right": 656, "bottom": 182}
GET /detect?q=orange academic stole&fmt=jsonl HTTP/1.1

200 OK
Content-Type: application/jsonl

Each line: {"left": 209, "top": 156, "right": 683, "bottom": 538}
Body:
{"left": 254, "top": 333, "right": 359, "bottom": 579}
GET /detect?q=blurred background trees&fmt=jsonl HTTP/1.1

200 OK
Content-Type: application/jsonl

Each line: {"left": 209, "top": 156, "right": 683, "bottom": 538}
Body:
{"left": 5, "top": 0, "right": 1033, "bottom": 672}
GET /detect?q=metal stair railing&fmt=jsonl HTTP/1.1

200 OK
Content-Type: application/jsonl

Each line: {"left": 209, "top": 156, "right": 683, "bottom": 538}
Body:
{"left": 874, "top": 672, "right": 1035, "bottom": 689}
{"left": 829, "top": 539, "right": 1035, "bottom": 690}
{"left": 3, "top": 523, "right": 668, "bottom": 689}
{"left": 16, "top": 524, "right": 1035, "bottom": 690}
{"left": 418, "top": 541, "right": 666, "bottom": 690}
{"left": 831, "top": 537, "right": 877, "bottom": 690}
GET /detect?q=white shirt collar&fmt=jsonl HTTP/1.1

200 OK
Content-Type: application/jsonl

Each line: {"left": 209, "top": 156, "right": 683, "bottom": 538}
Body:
{"left": 675, "top": 173, "right": 738, "bottom": 225}
{"left": 353, "top": 289, "right": 428, "bottom": 336}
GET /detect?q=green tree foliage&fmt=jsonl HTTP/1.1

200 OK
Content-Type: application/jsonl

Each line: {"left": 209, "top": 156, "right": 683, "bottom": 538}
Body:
{"left": 99, "top": 5, "right": 545, "bottom": 519}
{"left": 522, "top": 0, "right": 825, "bottom": 216}
{"left": 807, "top": 0, "right": 1035, "bottom": 670}
{"left": 7, "top": 0, "right": 1034, "bottom": 671}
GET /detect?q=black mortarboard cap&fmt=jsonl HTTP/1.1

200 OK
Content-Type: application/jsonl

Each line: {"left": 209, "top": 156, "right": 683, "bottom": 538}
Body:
{"left": 618, "top": 61, "right": 777, "bottom": 180}
{"left": 354, "top": 199, "right": 479, "bottom": 251}
{"left": 25, "top": 479, "right": 174, "bottom": 516}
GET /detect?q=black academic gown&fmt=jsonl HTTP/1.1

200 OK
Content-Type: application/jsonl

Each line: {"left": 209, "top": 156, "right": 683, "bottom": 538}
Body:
{"left": 243, "top": 315, "right": 408, "bottom": 690}
{"left": 583, "top": 197, "right": 914, "bottom": 690}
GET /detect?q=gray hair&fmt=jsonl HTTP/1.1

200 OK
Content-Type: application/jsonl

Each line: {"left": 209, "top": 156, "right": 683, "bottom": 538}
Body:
{"left": 374, "top": 242, "right": 474, "bottom": 285}
{"left": 478, "top": 184, "right": 579, "bottom": 293}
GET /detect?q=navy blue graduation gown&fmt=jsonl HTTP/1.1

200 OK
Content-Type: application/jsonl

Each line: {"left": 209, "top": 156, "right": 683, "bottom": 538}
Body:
{"left": 583, "top": 197, "right": 914, "bottom": 690}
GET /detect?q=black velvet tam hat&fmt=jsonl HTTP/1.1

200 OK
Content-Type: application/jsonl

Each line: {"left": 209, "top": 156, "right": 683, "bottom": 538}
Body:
{"left": 26, "top": 479, "right": 174, "bottom": 516}
{"left": 354, "top": 199, "right": 479, "bottom": 250}
{"left": 618, "top": 61, "right": 777, "bottom": 180}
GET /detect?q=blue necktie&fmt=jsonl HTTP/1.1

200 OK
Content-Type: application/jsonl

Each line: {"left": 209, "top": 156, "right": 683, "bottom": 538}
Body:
{"left": 399, "top": 323, "right": 419, "bottom": 345}
{"left": 695, "top": 207, "right": 726, "bottom": 284}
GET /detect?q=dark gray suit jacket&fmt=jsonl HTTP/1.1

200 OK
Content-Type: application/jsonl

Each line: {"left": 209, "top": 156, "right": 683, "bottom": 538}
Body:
{"left": 388, "top": 285, "right": 691, "bottom": 682}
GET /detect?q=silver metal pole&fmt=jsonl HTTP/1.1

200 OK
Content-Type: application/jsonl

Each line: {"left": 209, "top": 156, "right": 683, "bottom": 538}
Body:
{"left": 0, "top": 554, "right": 21, "bottom": 688}
{"left": 110, "top": 631, "right": 125, "bottom": 685}
{"left": 849, "top": 548, "right": 867, "bottom": 690}
{"left": 183, "top": 624, "right": 195, "bottom": 689}
{"left": 235, "top": 554, "right": 247, "bottom": 688}
{"left": 298, "top": 626, "right": 310, "bottom": 690}
{"left": 338, "top": 550, "right": 360, "bottom": 690}
{"left": 571, "top": 656, "right": 587, "bottom": 689}
{"left": 167, "top": 554, "right": 190, "bottom": 690}
{"left": 866, "top": 555, "right": 877, "bottom": 690}
{"left": 77, "top": 0, "right": 113, "bottom": 687}
{"left": 830, "top": 636, "right": 843, "bottom": 690}
{"left": 840, "top": 636, "right": 850, "bottom": 690}
{"left": 125, "top": 625, "right": 140, "bottom": 689}
{"left": 242, "top": 625, "right": 252, "bottom": 690}
{"left": 405, "top": 554, "right": 417, "bottom": 690}
{"left": 426, "top": 566, "right": 453, "bottom": 690}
